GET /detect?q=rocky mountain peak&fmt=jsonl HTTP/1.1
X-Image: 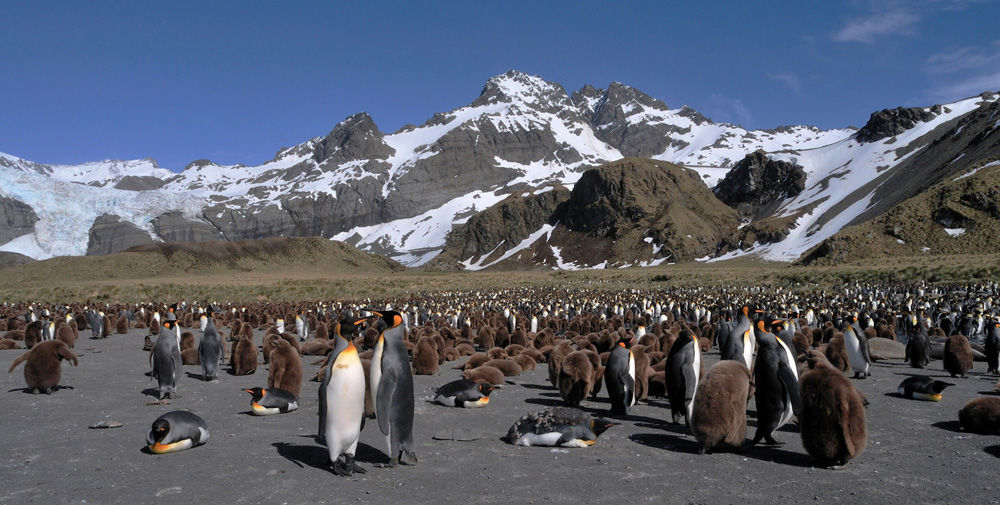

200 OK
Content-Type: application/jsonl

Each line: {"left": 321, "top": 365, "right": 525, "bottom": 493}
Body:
{"left": 312, "top": 112, "right": 394, "bottom": 165}
{"left": 856, "top": 106, "right": 939, "bottom": 143}
{"left": 471, "top": 70, "right": 574, "bottom": 114}
{"left": 714, "top": 151, "right": 806, "bottom": 221}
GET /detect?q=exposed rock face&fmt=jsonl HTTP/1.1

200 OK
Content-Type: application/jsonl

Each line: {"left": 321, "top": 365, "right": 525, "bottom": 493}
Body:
{"left": 856, "top": 107, "right": 938, "bottom": 143}
{"left": 0, "top": 196, "right": 38, "bottom": 244}
{"left": 0, "top": 251, "right": 34, "bottom": 269}
{"left": 552, "top": 158, "right": 740, "bottom": 263}
{"left": 714, "top": 151, "right": 806, "bottom": 221}
{"left": 86, "top": 214, "right": 156, "bottom": 256}
{"left": 578, "top": 82, "right": 691, "bottom": 157}
{"left": 151, "top": 212, "right": 225, "bottom": 243}
{"left": 113, "top": 176, "right": 168, "bottom": 191}
{"left": 313, "top": 112, "right": 395, "bottom": 166}
{"left": 432, "top": 186, "right": 571, "bottom": 267}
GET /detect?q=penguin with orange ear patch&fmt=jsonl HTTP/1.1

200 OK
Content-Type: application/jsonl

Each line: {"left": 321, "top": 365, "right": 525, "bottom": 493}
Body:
{"left": 146, "top": 411, "right": 209, "bottom": 454}
{"left": 151, "top": 308, "right": 182, "bottom": 400}
{"left": 748, "top": 319, "right": 801, "bottom": 447}
{"left": 8, "top": 339, "right": 78, "bottom": 394}
{"left": 604, "top": 334, "right": 636, "bottom": 415}
{"left": 318, "top": 317, "right": 367, "bottom": 476}
{"left": 245, "top": 386, "right": 299, "bottom": 415}
{"left": 367, "top": 309, "right": 417, "bottom": 468}
{"left": 665, "top": 329, "right": 701, "bottom": 425}
{"left": 433, "top": 378, "right": 499, "bottom": 408}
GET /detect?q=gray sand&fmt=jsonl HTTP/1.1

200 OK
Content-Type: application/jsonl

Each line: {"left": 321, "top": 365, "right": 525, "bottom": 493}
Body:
{"left": 2, "top": 329, "right": 999, "bottom": 504}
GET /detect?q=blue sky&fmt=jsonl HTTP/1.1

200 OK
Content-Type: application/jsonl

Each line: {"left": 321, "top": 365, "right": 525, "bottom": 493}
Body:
{"left": 2, "top": 0, "right": 999, "bottom": 171}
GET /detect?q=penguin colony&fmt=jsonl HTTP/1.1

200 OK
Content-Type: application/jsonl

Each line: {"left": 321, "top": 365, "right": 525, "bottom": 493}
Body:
{"left": 3, "top": 282, "right": 1000, "bottom": 472}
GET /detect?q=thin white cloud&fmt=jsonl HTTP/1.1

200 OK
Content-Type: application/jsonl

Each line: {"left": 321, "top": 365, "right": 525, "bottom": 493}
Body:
{"left": 833, "top": 8, "right": 919, "bottom": 43}
{"left": 924, "top": 41, "right": 1000, "bottom": 101}
{"left": 767, "top": 72, "right": 803, "bottom": 95}
{"left": 705, "top": 94, "right": 753, "bottom": 126}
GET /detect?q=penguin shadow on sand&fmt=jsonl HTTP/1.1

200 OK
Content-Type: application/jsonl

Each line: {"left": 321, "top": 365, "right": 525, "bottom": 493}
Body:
{"left": 140, "top": 387, "right": 175, "bottom": 399}
{"left": 930, "top": 420, "right": 963, "bottom": 432}
{"left": 273, "top": 439, "right": 384, "bottom": 471}
{"left": 7, "top": 385, "right": 74, "bottom": 394}
{"left": 983, "top": 445, "right": 1000, "bottom": 459}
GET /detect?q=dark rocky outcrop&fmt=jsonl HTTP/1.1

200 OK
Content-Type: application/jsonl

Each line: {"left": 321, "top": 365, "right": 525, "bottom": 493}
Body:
{"left": 577, "top": 82, "right": 692, "bottom": 158}
{"left": 113, "top": 176, "right": 168, "bottom": 191}
{"left": 0, "top": 251, "right": 35, "bottom": 270}
{"left": 714, "top": 151, "right": 806, "bottom": 221}
{"left": 151, "top": 212, "right": 226, "bottom": 244}
{"left": 86, "top": 214, "right": 156, "bottom": 256}
{"left": 0, "top": 196, "right": 38, "bottom": 244}
{"left": 430, "top": 186, "right": 571, "bottom": 268}
{"left": 856, "top": 106, "right": 938, "bottom": 144}
{"left": 312, "top": 112, "right": 395, "bottom": 166}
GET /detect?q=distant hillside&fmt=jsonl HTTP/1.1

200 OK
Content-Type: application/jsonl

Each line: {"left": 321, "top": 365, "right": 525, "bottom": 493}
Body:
{"left": 0, "top": 236, "right": 404, "bottom": 286}
{"left": 800, "top": 159, "right": 1000, "bottom": 265}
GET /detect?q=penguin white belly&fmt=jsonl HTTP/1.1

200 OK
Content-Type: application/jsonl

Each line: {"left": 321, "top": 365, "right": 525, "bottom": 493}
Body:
{"left": 742, "top": 330, "right": 755, "bottom": 369}
{"left": 688, "top": 345, "right": 701, "bottom": 422}
{"left": 627, "top": 353, "right": 637, "bottom": 407}
{"left": 844, "top": 332, "right": 868, "bottom": 374}
{"left": 464, "top": 398, "right": 489, "bottom": 408}
{"left": 370, "top": 339, "right": 384, "bottom": 416}
{"left": 251, "top": 403, "right": 281, "bottom": 416}
{"left": 324, "top": 361, "right": 365, "bottom": 459}
{"left": 517, "top": 432, "right": 564, "bottom": 447}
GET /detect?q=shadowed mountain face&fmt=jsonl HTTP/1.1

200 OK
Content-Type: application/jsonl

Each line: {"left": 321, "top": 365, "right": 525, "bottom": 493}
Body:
{"left": 1, "top": 71, "right": 997, "bottom": 268}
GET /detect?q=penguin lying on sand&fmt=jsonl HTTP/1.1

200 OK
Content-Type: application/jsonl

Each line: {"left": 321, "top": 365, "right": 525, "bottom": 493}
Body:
{"left": 146, "top": 411, "right": 209, "bottom": 454}
{"left": 433, "top": 379, "right": 499, "bottom": 408}
{"left": 503, "top": 407, "right": 618, "bottom": 447}
{"left": 896, "top": 376, "right": 954, "bottom": 401}
{"left": 245, "top": 387, "right": 299, "bottom": 415}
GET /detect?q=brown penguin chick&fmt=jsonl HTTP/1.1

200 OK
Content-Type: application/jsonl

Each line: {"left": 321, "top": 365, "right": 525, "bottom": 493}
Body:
{"left": 143, "top": 335, "right": 154, "bottom": 352}
{"left": 228, "top": 320, "right": 243, "bottom": 341}
{"left": 959, "top": 397, "right": 1000, "bottom": 434}
{"left": 487, "top": 347, "right": 509, "bottom": 360}
{"left": 314, "top": 321, "right": 329, "bottom": 341}
{"left": 7, "top": 339, "right": 78, "bottom": 394}
{"left": 4, "top": 329, "right": 25, "bottom": 341}
{"left": 300, "top": 340, "right": 332, "bottom": 356}
{"left": 457, "top": 353, "right": 490, "bottom": 371}
{"left": 412, "top": 337, "right": 440, "bottom": 375}
{"left": 484, "top": 359, "right": 522, "bottom": 377}
{"left": 797, "top": 349, "right": 830, "bottom": 376}
{"left": 181, "top": 347, "right": 200, "bottom": 365}
{"left": 519, "top": 347, "right": 545, "bottom": 363}
{"left": 513, "top": 353, "right": 537, "bottom": 372}
{"left": 558, "top": 350, "right": 594, "bottom": 406}
{"left": 362, "top": 357, "right": 375, "bottom": 418}
{"left": 267, "top": 339, "right": 303, "bottom": 397}
{"left": 55, "top": 324, "right": 77, "bottom": 349}
{"left": 455, "top": 343, "right": 476, "bottom": 356}
{"left": 505, "top": 344, "right": 526, "bottom": 357}
{"left": 444, "top": 347, "right": 461, "bottom": 361}
{"left": 792, "top": 332, "right": 812, "bottom": 356}
{"left": 24, "top": 320, "right": 43, "bottom": 348}
{"left": 699, "top": 337, "right": 712, "bottom": 353}
{"left": 149, "top": 318, "right": 160, "bottom": 336}
{"left": 0, "top": 338, "right": 22, "bottom": 350}
{"left": 432, "top": 334, "right": 448, "bottom": 364}
{"left": 180, "top": 331, "right": 196, "bottom": 352}
{"left": 690, "top": 360, "right": 751, "bottom": 454}
{"left": 462, "top": 366, "right": 506, "bottom": 386}
{"left": 798, "top": 353, "right": 868, "bottom": 467}
{"left": 582, "top": 349, "right": 604, "bottom": 399}
{"left": 116, "top": 315, "right": 129, "bottom": 334}
{"left": 944, "top": 334, "right": 974, "bottom": 378}
{"left": 824, "top": 335, "right": 850, "bottom": 373}
{"left": 477, "top": 328, "right": 495, "bottom": 351}
{"left": 262, "top": 333, "right": 279, "bottom": 364}
{"left": 509, "top": 329, "right": 527, "bottom": 348}
{"left": 647, "top": 370, "right": 667, "bottom": 397}
{"left": 548, "top": 340, "right": 575, "bottom": 388}
{"left": 231, "top": 334, "right": 258, "bottom": 375}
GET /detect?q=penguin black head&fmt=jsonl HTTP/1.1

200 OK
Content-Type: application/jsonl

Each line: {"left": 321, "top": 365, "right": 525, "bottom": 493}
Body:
{"left": 338, "top": 317, "right": 368, "bottom": 338}
{"left": 244, "top": 387, "right": 265, "bottom": 401}
{"left": 479, "top": 384, "right": 501, "bottom": 397}
{"left": 150, "top": 419, "right": 170, "bottom": 444}
{"left": 590, "top": 418, "right": 621, "bottom": 437}
{"left": 930, "top": 380, "right": 956, "bottom": 394}
{"left": 366, "top": 309, "right": 403, "bottom": 330}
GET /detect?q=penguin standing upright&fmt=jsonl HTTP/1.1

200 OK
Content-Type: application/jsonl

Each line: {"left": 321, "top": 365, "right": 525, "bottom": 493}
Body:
{"left": 665, "top": 330, "right": 701, "bottom": 425}
{"left": 984, "top": 319, "right": 1000, "bottom": 374}
{"left": 318, "top": 317, "right": 367, "bottom": 476}
{"left": 368, "top": 309, "right": 417, "bottom": 467}
{"left": 151, "top": 310, "right": 182, "bottom": 400}
{"left": 198, "top": 306, "right": 223, "bottom": 381}
{"left": 906, "top": 312, "right": 931, "bottom": 369}
{"left": 749, "top": 320, "right": 801, "bottom": 446}
{"left": 295, "top": 310, "right": 309, "bottom": 341}
{"left": 722, "top": 305, "right": 755, "bottom": 369}
{"left": 843, "top": 316, "right": 871, "bottom": 379}
{"left": 604, "top": 334, "right": 636, "bottom": 415}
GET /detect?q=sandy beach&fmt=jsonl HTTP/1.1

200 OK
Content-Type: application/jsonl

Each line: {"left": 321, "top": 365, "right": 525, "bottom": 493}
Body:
{"left": 2, "top": 326, "right": 999, "bottom": 505}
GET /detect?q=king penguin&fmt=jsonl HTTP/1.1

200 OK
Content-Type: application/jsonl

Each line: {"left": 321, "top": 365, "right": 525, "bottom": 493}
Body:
{"left": 722, "top": 305, "right": 756, "bottom": 369}
{"left": 665, "top": 329, "right": 701, "bottom": 425}
{"left": 368, "top": 309, "right": 417, "bottom": 467}
{"left": 748, "top": 320, "right": 801, "bottom": 446}
{"left": 150, "top": 309, "right": 182, "bottom": 400}
{"left": 984, "top": 318, "right": 1000, "bottom": 374}
{"left": 604, "top": 334, "right": 636, "bottom": 416}
{"left": 245, "top": 386, "right": 299, "bottom": 415}
{"left": 844, "top": 316, "right": 871, "bottom": 379}
{"left": 198, "top": 305, "right": 223, "bottom": 381}
{"left": 318, "top": 317, "right": 367, "bottom": 476}
{"left": 146, "top": 410, "right": 209, "bottom": 454}
{"left": 433, "top": 378, "right": 499, "bottom": 408}
{"left": 905, "top": 311, "right": 931, "bottom": 369}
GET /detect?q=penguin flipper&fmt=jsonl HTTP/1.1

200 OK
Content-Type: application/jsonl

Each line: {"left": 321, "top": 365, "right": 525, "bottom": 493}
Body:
{"left": 8, "top": 351, "right": 28, "bottom": 373}
{"left": 680, "top": 363, "right": 697, "bottom": 406}
{"left": 778, "top": 363, "right": 801, "bottom": 416}
{"left": 376, "top": 371, "right": 398, "bottom": 436}
{"left": 859, "top": 335, "right": 872, "bottom": 364}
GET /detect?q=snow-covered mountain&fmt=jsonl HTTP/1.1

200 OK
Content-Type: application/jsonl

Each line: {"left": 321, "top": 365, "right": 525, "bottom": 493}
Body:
{"left": 1, "top": 70, "right": 996, "bottom": 267}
